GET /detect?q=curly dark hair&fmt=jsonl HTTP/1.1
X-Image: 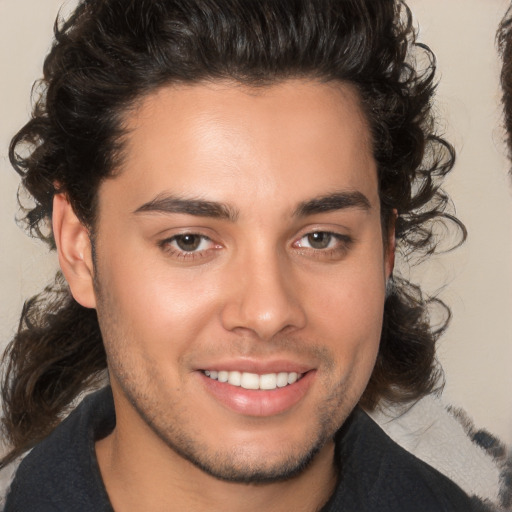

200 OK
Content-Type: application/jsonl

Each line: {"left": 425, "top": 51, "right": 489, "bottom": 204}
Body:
{"left": 2, "top": 0, "right": 465, "bottom": 467}
{"left": 498, "top": 3, "right": 512, "bottom": 163}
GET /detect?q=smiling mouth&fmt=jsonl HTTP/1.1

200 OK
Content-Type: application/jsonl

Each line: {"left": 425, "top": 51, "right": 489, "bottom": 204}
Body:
{"left": 202, "top": 370, "right": 304, "bottom": 390}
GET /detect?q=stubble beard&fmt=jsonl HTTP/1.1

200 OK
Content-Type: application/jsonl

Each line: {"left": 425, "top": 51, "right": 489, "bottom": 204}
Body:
{"left": 94, "top": 267, "right": 365, "bottom": 485}
{"left": 108, "top": 356, "right": 357, "bottom": 485}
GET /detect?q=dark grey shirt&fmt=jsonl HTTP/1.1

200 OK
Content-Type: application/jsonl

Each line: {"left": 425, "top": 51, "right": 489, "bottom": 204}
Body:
{"left": 5, "top": 387, "right": 487, "bottom": 511}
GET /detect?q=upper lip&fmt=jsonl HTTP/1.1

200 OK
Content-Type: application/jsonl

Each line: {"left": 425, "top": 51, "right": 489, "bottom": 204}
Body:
{"left": 194, "top": 358, "right": 314, "bottom": 375}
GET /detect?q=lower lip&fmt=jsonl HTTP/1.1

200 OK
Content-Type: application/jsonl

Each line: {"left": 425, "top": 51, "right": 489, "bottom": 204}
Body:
{"left": 199, "top": 371, "right": 315, "bottom": 417}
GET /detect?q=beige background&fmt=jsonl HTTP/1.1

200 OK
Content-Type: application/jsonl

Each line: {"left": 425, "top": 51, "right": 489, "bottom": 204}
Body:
{"left": 1, "top": 0, "right": 511, "bottom": 444}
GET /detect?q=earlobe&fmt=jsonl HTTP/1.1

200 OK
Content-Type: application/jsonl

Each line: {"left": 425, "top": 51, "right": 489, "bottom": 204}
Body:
{"left": 52, "top": 193, "right": 97, "bottom": 309}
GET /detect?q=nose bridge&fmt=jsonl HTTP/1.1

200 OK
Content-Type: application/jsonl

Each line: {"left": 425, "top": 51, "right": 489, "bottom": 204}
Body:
{"left": 221, "top": 242, "right": 305, "bottom": 339}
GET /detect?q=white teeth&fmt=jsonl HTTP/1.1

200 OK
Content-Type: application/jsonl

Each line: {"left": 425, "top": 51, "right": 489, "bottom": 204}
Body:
{"left": 228, "top": 371, "right": 241, "bottom": 386}
{"left": 287, "top": 372, "right": 298, "bottom": 385}
{"left": 240, "top": 372, "right": 260, "bottom": 390}
{"left": 276, "top": 372, "right": 289, "bottom": 388}
{"left": 203, "top": 370, "right": 303, "bottom": 390}
{"left": 259, "top": 373, "right": 277, "bottom": 390}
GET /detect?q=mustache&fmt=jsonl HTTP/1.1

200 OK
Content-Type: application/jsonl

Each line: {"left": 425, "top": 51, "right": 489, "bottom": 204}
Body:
{"left": 181, "top": 335, "right": 336, "bottom": 370}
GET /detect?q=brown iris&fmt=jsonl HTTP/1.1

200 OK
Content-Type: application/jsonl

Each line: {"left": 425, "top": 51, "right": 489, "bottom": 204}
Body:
{"left": 307, "top": 232, "right": 332, "bottom": 249}
{"left": 174, "top": 234, "right": 202, "bottom": 251}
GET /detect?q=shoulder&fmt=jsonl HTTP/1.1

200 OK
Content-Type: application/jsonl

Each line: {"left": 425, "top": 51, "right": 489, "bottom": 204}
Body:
{"left": 368, "top": 395, "right": 511, "bottom": 511}
{"left": 3, "top": 387, "right": 114, "bottom": 512}
{"left": 0, "top": 455, "right": 25, "bottom": 512}
{"left": 325, "top": 407, "right": 491, "bottom": 512}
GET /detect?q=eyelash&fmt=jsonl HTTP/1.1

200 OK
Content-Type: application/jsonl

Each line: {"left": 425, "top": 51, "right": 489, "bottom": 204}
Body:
{"left": 158, "top": 231, "right": 353, "bottom": 261}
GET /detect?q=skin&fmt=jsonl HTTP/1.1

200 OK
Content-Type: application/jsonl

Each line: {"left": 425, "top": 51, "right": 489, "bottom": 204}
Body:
{"left": 53, "top": 79, "right": 394, "bottom": 512}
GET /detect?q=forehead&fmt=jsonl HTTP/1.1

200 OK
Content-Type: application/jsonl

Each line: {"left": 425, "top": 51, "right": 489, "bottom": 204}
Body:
{"left": 105, "top": 79, "right": 377, "bottom": 213}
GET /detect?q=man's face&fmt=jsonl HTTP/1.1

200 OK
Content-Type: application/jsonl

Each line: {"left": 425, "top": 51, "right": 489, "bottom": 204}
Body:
{"left": 91, "top": 80, "right": 393, "bottom": 482}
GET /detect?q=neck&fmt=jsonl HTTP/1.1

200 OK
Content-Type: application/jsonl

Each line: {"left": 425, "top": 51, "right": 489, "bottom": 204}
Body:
{"left": 96, "top": 421, "right": 337, "bottom": 512}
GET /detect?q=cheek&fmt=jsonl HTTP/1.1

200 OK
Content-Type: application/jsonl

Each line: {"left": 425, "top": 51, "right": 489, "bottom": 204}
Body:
{"left": 96, "top": 251, "right": 221, "bottom": 358}
{"left": 304, "top": 263, "right": 386, "bottom": 363}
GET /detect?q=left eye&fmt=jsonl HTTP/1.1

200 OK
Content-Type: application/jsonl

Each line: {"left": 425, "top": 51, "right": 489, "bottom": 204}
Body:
{"left": 167, "top": 234, "right": 213, "bottom": 252}
{"left": 296, "top": 232, "right": 340, "bottom": 250}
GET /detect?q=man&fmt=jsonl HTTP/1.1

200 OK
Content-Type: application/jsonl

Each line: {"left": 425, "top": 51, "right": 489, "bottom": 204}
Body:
{"left": 0, "top": 0, "right": 489, "bottom": 510}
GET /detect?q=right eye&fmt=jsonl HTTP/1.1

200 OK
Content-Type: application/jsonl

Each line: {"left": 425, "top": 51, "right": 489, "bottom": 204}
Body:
{"left": 168, "top": 234, "right": 211, "bottom": 252}
{"left": 159, "top": 233, "right": 219, "bottom": 261}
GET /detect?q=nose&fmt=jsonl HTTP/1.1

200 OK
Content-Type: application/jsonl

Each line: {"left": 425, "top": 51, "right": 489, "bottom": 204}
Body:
{"left": 220, "top": 250, "right": 307, "bottom": 340}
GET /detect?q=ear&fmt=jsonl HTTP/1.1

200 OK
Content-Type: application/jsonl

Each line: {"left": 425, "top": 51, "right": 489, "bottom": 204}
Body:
{"left": 52, "top": 193, "right": 97, "bottom": 309}
{"left": 385, "top": 209, "right": 397, "bottom": 278}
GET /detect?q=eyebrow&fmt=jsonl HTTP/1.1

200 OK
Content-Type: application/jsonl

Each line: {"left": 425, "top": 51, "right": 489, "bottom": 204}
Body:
{"left": 293, "top": 191, "right": 371, "bottom": 217}
{"left": 133, "top": 194, "right": 239, "bottom": 222}
{"left": 133, "top": 190, "right": 371, "bottom": 222}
